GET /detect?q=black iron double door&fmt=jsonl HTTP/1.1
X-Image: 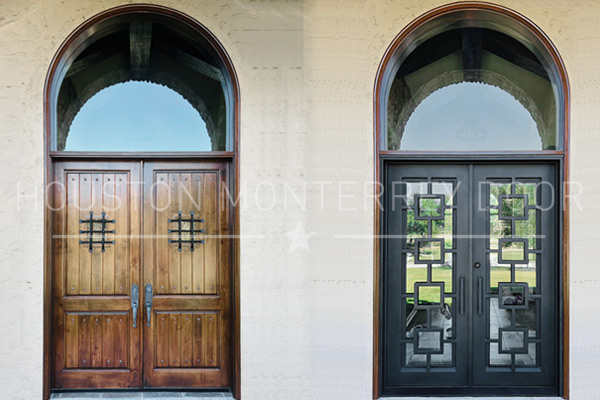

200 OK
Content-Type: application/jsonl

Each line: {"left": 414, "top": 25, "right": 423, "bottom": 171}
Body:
{"left": 383, "top": 163, "right": 558, "bottom": 396}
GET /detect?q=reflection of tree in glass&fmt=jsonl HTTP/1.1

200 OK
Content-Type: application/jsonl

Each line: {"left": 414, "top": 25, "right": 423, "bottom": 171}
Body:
{"left": 407, "top": 208, "right": 453, "bottom": 250}
{"left": 419, "top": 198, "right": 442, "bottom": 217}
{"left": 491, "top": 183, "right": 537, "bottom": 249}
{"left": 490, "top": 183, "right": 537, "bottom": 248}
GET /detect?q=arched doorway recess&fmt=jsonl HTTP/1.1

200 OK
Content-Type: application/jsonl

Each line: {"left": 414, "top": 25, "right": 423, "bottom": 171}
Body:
{"left": 373, "top": 2, "right": 569, "bottom": 397}
{"left": 43, "top": 4, "right": 240, "bottom": 398}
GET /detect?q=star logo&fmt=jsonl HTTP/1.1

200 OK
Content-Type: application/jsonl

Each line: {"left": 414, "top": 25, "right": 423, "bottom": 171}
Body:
{"left": 285, "top": 221, "right": 316, "bottom": 252}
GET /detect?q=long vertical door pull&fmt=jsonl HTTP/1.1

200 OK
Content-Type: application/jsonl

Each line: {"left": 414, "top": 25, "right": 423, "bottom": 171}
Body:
{"left": 145, "top": 284, "right": 153, "bottom": 327}
{"left": 477, "top": 276, "right": 483, "bottom": 315}
{"left": 131, "top": 284, "right": 139, "bottom": 328}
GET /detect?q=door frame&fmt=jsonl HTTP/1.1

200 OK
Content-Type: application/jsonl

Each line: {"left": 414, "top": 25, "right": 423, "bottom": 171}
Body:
{"left": 380, "top": 161, "right": 561, "bottom": 396}
{"left": 42, "top": 5, "right": 241, "bottom": 399}
{"left": 372, "top": 3, "right": 570, "bottom": 398}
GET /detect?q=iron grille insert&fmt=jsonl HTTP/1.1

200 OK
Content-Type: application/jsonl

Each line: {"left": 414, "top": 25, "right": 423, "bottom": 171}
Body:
{"left": 79, "top": 211, "right": 115, "bottom": 252}
{"left": 168, "top": 211, "right": 205, "bottom": 252}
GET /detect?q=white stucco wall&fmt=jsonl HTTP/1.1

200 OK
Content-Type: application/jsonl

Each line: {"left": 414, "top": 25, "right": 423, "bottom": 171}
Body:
{"left": 0, "top": 0, "right": 599, "bottom": 399}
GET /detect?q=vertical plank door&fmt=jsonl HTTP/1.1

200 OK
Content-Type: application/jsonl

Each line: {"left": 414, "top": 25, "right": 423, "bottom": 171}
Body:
{"left": 52, "top": 162, "right": 142, "bottom": 388}
{"left": 142, "top": 162, "right": 231, "bottom": 388}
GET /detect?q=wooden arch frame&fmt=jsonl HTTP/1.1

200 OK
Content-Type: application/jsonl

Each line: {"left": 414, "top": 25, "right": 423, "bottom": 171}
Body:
{"left": 43, "top": 4, "right": 241, "bottom": 399}
{"left": 372, "top": 2, "right": 570, "bottom": 398}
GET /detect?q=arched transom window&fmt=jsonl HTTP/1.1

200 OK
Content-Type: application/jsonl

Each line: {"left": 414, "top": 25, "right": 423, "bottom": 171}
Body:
{"left": 382, "top": 11, "right": 565, "bottom": 151}
{"left": 53, "top": 12, "right": 233, "bottom": 152}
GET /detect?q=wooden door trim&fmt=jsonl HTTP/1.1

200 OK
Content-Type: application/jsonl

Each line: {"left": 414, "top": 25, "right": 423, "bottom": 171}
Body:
{"left": 43, "top": 4, "right": 241, "bottom": 399}
{"left": 372, "top": 2, "right": 570, "bottom": 398}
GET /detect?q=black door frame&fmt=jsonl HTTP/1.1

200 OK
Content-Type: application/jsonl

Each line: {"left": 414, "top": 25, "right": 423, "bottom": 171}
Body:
{"left": 374, "top": 157, "right": 568, "bottom": 398}
{"left": 380, "top": 159, "right": 562, "bottom": 397}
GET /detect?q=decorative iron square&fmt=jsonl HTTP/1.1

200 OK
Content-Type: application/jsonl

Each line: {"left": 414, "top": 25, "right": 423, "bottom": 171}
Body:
{"left": 414, "top": 282, "right": 444, "bottom": 310}
{"left": 79, "top": 211, "right": 115, "bottom": 253}
{"left": 414, "top": 238, "right": 445, "bottom": 264}
{"left": 498, "top": 194, "right": 529, "bottom": 221}
{"left": 168, "top": 211, "right": 205, "bottom": 252}
{"left": 414, "top": 327, "right": 444, "bottom": 354}
{"left": 414, "top": 194, "right": 445, "bottom": 220}
{"left": 498, "top": 327, "right": 529, "bottom": 354}
{"left": 498, "top": 282, "right": 529, "bottom": 310}
{"left": 498, "top": 238, "right": 528, "bottom": 264}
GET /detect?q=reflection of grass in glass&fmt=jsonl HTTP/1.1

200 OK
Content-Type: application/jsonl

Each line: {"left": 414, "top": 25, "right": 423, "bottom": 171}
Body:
{"left": 417, "top": 243, "right": 442, "bottom": 261}
{"left": 407, "top": 266, "right": 536, "bottom": 302}
{"left": 418, "top": 286, "right": 441, "bottom": 305}
{"left": 501, "top": 246, "right": 525, "bottom": 260}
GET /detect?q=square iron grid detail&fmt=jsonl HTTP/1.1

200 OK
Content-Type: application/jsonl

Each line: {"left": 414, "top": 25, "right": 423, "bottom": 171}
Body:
{"left": 414, "top": 238, "right": 445, "bottom": 264}
{"left": 498, "top": 238, "right": 529, "bottom": 264}
{"left": 498, "top": 282, "right": 530, "bottom": 310}
{"left": 413, "top": 282, "right": 445, "bottom": 310}
{"left": 79, "top": 211, "right": 115, "bottom": 253}
{"left": 497, "top": 194, "right": 529, "bottom": 221}
{"left": 498, "top": 327, "right": 529, "bottom": 354}
{"left": 168, "top": 211, "right": 205, "bottom": 252}
{"left": 414, "top": 194, "right": 446, "bottom": 220}
{"left": 414, "top": 327, "right": 445, "bottom": 355}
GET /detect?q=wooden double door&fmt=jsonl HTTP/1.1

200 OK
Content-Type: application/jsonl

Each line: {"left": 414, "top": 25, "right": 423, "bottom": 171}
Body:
{"left": 51, "top": 160, "right": 232, "bottom": 389}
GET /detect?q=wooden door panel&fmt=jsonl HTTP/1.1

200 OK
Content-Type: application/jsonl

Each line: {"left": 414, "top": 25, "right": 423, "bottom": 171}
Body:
{"left": 154, "top": 172, "right": 219, "bottom": 295}
{"left": 63, "top": 313, "right": 130, "bottom": 369}
{"left": 143, "top": 162, "right": 230, "bottom": 388}
{"left": 53, "top": 162, "right": 141, "bottom": 389}
{"left": 64, "top": 172, "right": 131, "bottom": 296}
{"left": 154, "top": 312, "right": 219, "bottom": 369}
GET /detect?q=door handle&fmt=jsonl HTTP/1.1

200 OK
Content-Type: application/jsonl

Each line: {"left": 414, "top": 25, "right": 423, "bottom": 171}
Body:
{"left": 145, "top": 283, "right": 153, "bottom": 327}
{"left": 477, "top": 276, "right": 483, "bottom": 315}
{"left": 459, "top": 276, "right": 465, "bottom": 315}
{"left": 131, "top": 284, "right": 139, "bottom": 328}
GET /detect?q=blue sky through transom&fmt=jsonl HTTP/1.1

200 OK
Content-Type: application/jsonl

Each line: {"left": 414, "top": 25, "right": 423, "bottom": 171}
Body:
{"left": 65, "top": 81, "right": 211, "bottom": 151}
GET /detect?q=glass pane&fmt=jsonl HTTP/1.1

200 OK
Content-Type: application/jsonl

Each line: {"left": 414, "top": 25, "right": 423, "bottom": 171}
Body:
{"left": 418, "top": 197, "right": 442, "bottom": 217}
{"left": 432, "top": 261, "right": 453, "bottom": 293}
{"left": 431, "top": 181, "right": 454, "bottom": 206}
{"left": 500, "top": 240, "right": 526, "bottom": 262}
{"left": 417, "top": 284, "right": 442, "bottom": 306}
{"left": 405, "top": 343, "right": 426, "bottom": 367}
{"left": 65, "top": 82, "right": 214, "bottom": 151}
{"left": 515, "top": 343, "right": 537, "bottom": 366}
{"left": 489, "top": 342, "right": 511, "bottom": 366}
{"left": 57, "top": 17, "right": 228, "bottom": 152}
{"left": 515, "top": 254, "right": 537, "bottom": 294}
{"left": 431, "top": 343, "right": 453, "bottom": 366}
{"left": 501, "top": 197, "right": 526, "bottom": 218}
{"left": 516, "top": 299, "right": 538, "bottom": 338}
{"left": 405, "top": 182, "right": 428, "bottom": 206}
{"left": 387, "top": 28, "right": 559, "bottom": 151}
{"left": 417, "top": 240, "right": 443, "bottom": 263}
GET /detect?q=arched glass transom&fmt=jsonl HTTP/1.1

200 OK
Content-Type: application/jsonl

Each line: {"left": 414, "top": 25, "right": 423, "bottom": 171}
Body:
{"left": 383, "top": 15, "right": 564, "bottom": 151}
{"left": 54, "top": 13, "right": 232, "bottom": 152}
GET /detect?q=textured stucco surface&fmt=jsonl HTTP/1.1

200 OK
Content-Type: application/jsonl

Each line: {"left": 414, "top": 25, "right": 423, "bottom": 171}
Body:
{"left": 0, "top": 0, "right": 599, "bottom": 399}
